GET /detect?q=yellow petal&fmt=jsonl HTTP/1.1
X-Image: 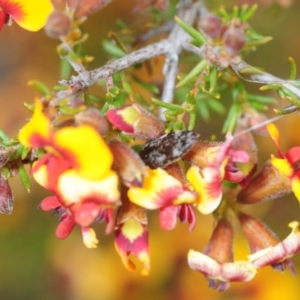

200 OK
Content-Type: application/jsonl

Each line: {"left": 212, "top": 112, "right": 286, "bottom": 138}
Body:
{"left": 270, "top": 155, "right": 293, "bottom": 177}
{"left": 117, "top": 106, "right": 140, "bottom": 126}
{"left": 1, "top": 0, "right": 53, "bottom": 31}
{"left": 18, "top": 100, "right": 50, "bottom": 147}
{"left": 266, "top": 123, "right": 280, "bottom": 148}
{"left": 186, "top": 166, "right": 222, "bottom": 214}
{"left": 291, "top": 178, "right": 300, "bottom": 203}
{"left": 54, "top": 125, "right": 113, "bottom": 180}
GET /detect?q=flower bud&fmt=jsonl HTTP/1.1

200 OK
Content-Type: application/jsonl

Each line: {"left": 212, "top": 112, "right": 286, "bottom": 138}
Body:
{"left": 109, "top": 140, "right": 146, "bottom": 187}
{"left": 184, "top": 140, "right": 220, "bottom": 168}
{"left": 0, "top": 176, "right": 14, "bottom": 214}
{"left": 204, "top": 218, "right": 234, "bottom": 263}
{"left": 0, "top": 145, "right": 9, "bottom": 168}
{"left": 115, "top": 186, "right": 148, "bottom": 226}
{"left": 106, "top": 104, "right": 164, "bottom": 140}
{"left": 222, "top": 26, "right": 246, "bottom": 55}
{"left": 44, "top": 11, "right": 71, "bottom": 39}
{"left": 199, "top": 13, "right": 222, "bottom": 39}
{"left": 233, "top": 121, "right": 258, "bottom": 166}
{"left": 75, "top": 108, "right": 109, "bottom": 136}
{"left": 238, "top": 213, "right": 279, "bottom": 253}
{"left": 164, "top": 163, "right": 185, "bottom": 183}
{"left": 237, "top": 160, "right": 291, "bottom": 204}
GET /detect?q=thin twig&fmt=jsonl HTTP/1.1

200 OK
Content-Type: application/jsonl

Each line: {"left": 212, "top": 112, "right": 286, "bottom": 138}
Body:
{"left": 160, "top": 0, "right": 203, "bottom": 119}
{"left": 62, "top": 40, "right": 171, "bottom": 89}
{"left": 61, "top": 1, "right": 203, "bottom": 106}
{"left": 183, "top": 42, "right": 300, "bottom": 98}
{"left": 60, "top": 0, "right": 300, "bottom": 115}
{"left": 231, "top": 61, "right": 300, "bottom": 98}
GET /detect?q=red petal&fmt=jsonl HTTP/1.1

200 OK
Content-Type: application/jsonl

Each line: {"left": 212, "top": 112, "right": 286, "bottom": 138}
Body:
{"left": 285, "top": 147, "right": 300, "bottom": 165}
{"left": 39, "top": 195, "right": 61, "bottom": 211}
{"left": 224, "top": 163, "right": 245, "bottom": 182}
{"left": 0, "top": 11, "right": 9, "bottom": 31}
{"left": 72, "top": 202, "right": 100, "bottom": 227}
{"left": 104, "top": 208, "right": 115, "bottom": 235}
{"left": 159, "top": 206, "right": 178, "bottom": 230}
{"left": 228, "top": 149, "right": 250, "bottom": 164}
{"left": 106, "top": 107, "right": 134, "bottom": 133}
{"left": 56, "top": 214, "right": 76, "bottom": 239}
{"left": 178, "top": 204, "right": 196, "bottom": 232}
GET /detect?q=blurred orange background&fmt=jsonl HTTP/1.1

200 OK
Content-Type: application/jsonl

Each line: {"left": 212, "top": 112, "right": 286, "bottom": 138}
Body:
{"left": 1, "top": 0, "right": 300, "bottom": 299}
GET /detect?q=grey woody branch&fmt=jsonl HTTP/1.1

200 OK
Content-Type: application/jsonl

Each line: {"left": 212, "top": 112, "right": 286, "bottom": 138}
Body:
{"left": 60, "top": 0, "right": 300, "bottom": 105}
{"left": 231, "top": 61, "right": 300, "bottom": 99}
{"left": 61, "top": 0, "right": 202, "bottom": 99}
{"left": 184, "top": 42, "right": 300, "bottom": 99}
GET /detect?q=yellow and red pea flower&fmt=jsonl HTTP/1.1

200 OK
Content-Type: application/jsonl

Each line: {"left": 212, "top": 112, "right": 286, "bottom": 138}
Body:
{"left": 18, "top": 100, "right": 120, "bottom": 247}
{"left": 186, "top": 165, "right": 224, "bottom": 215}
{"left": 127, "top": 167, "right": 197, "bottom": 230}
{"left": 115, "top": 217, "right": 150, "bottom": 276}
{"left": 188, "top": 219, "right": 256, "bottom": 291}
{"left": 184, "top": 139, "right": 250, "bottom": 183}
{"left": 0, "top": 0, "right": 53, "bottom": 31}
{"left": 248, "top": 221, "right": 300, "bottom": 273}
{"left": 240, "top": 212, "right": 300, "bottom": 276}
{"left": 186, "top": 135, "right": 247, "bottom": 214}
{"left": 114, "top": 191, "right": 150, "bottom": 276}
{"left": 267, "top": 123, "right": 300, "bottom": 202}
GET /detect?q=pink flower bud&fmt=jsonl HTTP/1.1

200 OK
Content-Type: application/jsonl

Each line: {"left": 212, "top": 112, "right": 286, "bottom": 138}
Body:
{"left": 199, "top": 13, "right": 222, "bottom": 39}
{"left": 0, "top": 176, "right": 13, "bottom": 214}
{"left": 75, "top": 108, "right": 109, "bottom": 136}
{"left": 0, "top": 145, "right": 9, "bottom": 168}
{"left": 44, "top": 11, "right": 71, "bottom": 39}
{"left": 106, "top": 104, "right": 164, "bottom": 140}
{"left": 222, "top": 26, "right": 246, "bottom": 55}
{"left": 109, "top": 140, "right": 146, "bottom": 187}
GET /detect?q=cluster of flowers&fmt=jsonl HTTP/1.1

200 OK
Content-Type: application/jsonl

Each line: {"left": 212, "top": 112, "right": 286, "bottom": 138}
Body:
{"left": 17, "top": 100, "right": 300, "bottom": 290}
{"left": 2, "top": 0, "right": 300, "bottom": 292}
